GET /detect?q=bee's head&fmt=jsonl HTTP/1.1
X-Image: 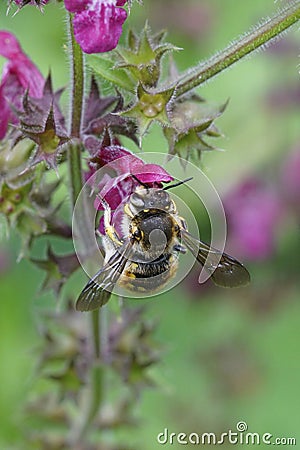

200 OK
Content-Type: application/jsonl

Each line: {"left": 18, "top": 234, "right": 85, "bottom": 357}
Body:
{"left": 129, "top": 186, "right": 174, "bottom": 213}
{"left": 126, "top": 176, "right": 191, "bottom": 256}
{"left": 128, "top": 176, "right": 192, "bottom": 214}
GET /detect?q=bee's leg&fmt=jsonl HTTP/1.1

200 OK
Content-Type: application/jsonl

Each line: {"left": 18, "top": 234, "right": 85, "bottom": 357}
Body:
{"left": 178, "top": 217, "right": 188, "bottom": 230}
{"left": 173, "top": 243, "right": 187, "bottom": 254}
{"left": 174, "top": 217, "right": 188, "bottom": 238}
{"left": 124, "top": 202, "right": 135, "bottom": 219}
{"left": 97, "top": 195, "right": 123, "bottom": 246}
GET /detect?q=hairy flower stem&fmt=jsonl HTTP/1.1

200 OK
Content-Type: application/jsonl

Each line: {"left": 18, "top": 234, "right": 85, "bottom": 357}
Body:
{"left": 67, "top": 13, "right": 104, "bottom": 443}
{"left": 69, "top": 19, "right": 84, "bottom": 140}
{"left": 76, "top": 308, "right": 106, "bottom": 439}
{"left": 175, "top": 1, "right": 300, "bottom": 97}
{"left": 67, "top": 14, "right": 84, "bottom": 206}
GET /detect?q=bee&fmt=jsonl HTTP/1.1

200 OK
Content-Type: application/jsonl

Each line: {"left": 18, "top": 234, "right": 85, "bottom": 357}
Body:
{"left": 76, "top": 178, "right": 250, "bottom": 311}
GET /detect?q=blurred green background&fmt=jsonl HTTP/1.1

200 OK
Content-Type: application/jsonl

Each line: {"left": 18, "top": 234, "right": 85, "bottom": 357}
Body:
{"left": 0, "top": 0, "right": 299, "bottom": 448}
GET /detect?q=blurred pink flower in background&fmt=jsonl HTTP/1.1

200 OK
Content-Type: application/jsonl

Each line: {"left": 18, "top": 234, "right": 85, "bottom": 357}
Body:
{"left": 265, "top": 85, "right": 300, "bottom": 110}
{"left": 149, "top": 1, "right": 214, "bottom": 41}
{"left": 0, "top": 31, "right": 44, "bottom": 138}
{"left": 224, "top": 178, "right": 283, "bottom": 261}
{"left": 280, "top": 148, "right": 300, "bottom": 210}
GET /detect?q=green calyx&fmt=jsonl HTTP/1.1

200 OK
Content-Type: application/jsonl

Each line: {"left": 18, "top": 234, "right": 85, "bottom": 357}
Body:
{"left": 117, "top": 24, "right": 181, "bottom": 88}
{"left": 164, "top": 97, "right": 228, "bottom": 163}
{"left": 121, "top": 83, "right": 175, "bottom": 137}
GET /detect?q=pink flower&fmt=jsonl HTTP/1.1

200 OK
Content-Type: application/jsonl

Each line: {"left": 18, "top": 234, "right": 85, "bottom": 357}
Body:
{"left": 224, "top": 178, "right": 282, "bottom": 261}
{"left": 87, "top": 145, "right": 173, "bottom": 234}
{"left": 0, "top": 31, "right": 44, "bottom": 139}
{"left": 64, "top": 0, "right": 128, "bottom": 54}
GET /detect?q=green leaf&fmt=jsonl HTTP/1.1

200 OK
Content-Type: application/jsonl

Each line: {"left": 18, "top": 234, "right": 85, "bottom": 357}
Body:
{"left": 87, "top": 54, "right": 136, "bottom": 93}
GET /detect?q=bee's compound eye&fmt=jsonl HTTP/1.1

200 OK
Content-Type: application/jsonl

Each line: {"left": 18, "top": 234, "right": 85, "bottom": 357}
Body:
{"left": 132, "top": 227, "right": 142, "bottom": 240}
{"left": 130, "top": 193, "right": 144, "bottom": 208}
{"left": 160, "top": 191, "right": 172, "bottom": 209}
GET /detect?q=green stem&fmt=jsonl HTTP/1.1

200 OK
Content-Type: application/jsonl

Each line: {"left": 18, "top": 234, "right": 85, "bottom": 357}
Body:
{"left": 92, "top": 309, "right": 101, "bottom": 359}
{"left": 175, "top": 1, "right": 300, "bottom": 97}
{"left": 72, "top": 310, "right": 105, "bottom": 442}
{"left": 79, "top": 308, "right": 107, "bottom": 436}
{"left": 67, "top": 12, "right": 104, "bottom": 443}
{"left": 69, "top": 15, "right": 84, "bottom": 139}
{"left": 67, "top": 141, "right": 83, "bottom": 207}
{"left": 67, "top": 14, "right": 84, "bottom": 206}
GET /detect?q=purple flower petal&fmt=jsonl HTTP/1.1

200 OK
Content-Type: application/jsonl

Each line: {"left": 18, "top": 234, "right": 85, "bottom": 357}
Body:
{"left": 93, "top": 146, "right": 173, "bottom": 210}
{"left": 281, "top": 148, "right": 300, "bottom": 205}
{"left": 0, "top": 32, "right": 44, "bottom": 97}
{"left": 64, "top": 0, "right": 88, "bottom": 12}
{"left": 96, "top": 145, "right": 133, "bottom": 170}
{"left": 0, "top": 72, "right": 25, "bottom": 138}
{"left": 96, "top": 145, "right": 173, "bottom": 183}
{"left": 0, "top": 31, "right": 44, "bottom": 138}
{"left": 0, "top": 31, "right": 23, "bottom": 59}
{"left": 95, "top": 174, "right": 134, "bottom": 210}
{"left": 133, "top": 164, "right": 174, "bottom": 184}
{"left": 73, "top": 3, "right": 127, "bottom": 53}
{"left": 87, "top": 145, "right": 173, "bottom": 235}
{"left": 64, "top": 1, "right": 128, "bottom": 54}
{"left": 0, "top": 84, "right": 11, "bottom": 138}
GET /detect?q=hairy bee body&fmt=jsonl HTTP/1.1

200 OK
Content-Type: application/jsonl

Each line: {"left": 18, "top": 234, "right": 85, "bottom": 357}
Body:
{"left": 76, "top": 181, "right": 250, "bottom": 312}
{"left": 102, "top": 206, "right": 182, "bottom": 293}
{"left": 119, "top": 253, "right": 178, "bottom": 293}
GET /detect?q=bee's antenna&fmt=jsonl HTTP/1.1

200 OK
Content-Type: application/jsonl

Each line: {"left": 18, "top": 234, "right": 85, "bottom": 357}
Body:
{"left": 163, "top": 177, "right": 193, "bottom": 191}
{"left": 131, "top": 174, "right": 149, "bottom": 189}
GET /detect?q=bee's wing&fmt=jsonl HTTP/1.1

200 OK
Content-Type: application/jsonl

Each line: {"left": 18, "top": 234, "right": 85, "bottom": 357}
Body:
{"left": 76, "top": 240, "right": 133, "bottom": 311}
{"left": 181, "top": 230, "right": 250, "bottom": 287}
